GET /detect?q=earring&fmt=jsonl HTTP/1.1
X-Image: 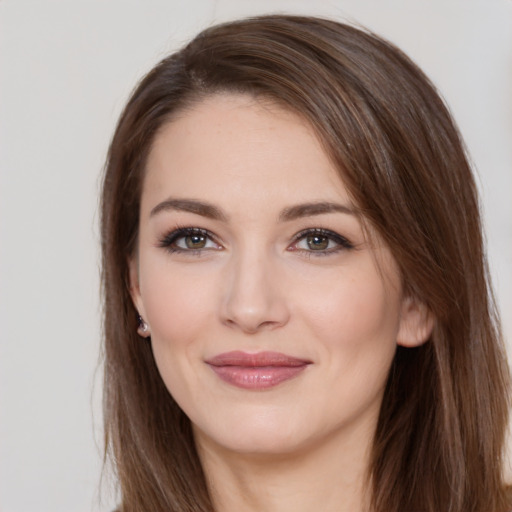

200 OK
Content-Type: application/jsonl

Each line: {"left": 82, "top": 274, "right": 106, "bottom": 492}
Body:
{"left": 137, "top": 315, "right": 150, "bottom": 337}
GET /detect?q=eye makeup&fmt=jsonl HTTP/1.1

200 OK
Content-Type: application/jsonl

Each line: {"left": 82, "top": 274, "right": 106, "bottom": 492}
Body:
{"left": 158, "top": 226, "right": 222, "bottom": 255}
{"left": 157, "top": 225, "right": 354, "bottom": 257}
{"left": 288, "top": 228, "right": 354, "bottom": 256}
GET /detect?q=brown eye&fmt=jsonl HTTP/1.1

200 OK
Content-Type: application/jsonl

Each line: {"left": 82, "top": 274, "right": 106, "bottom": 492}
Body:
{"left": 185, "top": 234, "right": 207, "bottom": 249}
{"left": 306, "top": 235, "right": 329, "bottom": 251}
{"left": 159, "top": 227, "right": 222, "bottom": 253}
{"left": 290, "top": 228, "right": 354, "bottom": 255}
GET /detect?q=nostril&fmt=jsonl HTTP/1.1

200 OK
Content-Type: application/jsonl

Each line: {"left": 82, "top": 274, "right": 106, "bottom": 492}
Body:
{"left": 222, "top": 306, "right": 290, "bottom": 334}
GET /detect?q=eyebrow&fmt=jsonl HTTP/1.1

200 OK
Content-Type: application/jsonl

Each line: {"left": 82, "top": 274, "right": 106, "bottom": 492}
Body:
{"left": 150, "top": 198, "right": 228, "bottom": 221}
{"left": 150, "top": 198, "right": 355, "bottom": 222}
{"left": 278, "top": 201, "right": 355, "bottom": 221}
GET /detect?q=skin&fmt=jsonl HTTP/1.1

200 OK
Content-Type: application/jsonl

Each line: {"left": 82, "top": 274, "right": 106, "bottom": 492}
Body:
{"left": 130, "top": 93, "right": 433, "bottom": 512}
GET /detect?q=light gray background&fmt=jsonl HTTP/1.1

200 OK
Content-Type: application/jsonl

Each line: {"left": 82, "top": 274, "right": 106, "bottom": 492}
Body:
{"left": 1, "top": 1, "right": 511, "bottom": 511}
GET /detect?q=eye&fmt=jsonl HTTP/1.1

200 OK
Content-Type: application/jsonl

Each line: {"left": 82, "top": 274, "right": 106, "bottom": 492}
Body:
{"left": 289, "top": 228, "right": 353, "bottom": 255}
{"left": 159, "top": 227, "right": 222, "bottom": 254}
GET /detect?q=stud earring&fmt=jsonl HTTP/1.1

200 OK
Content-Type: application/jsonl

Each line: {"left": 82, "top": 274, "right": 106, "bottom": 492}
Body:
{"left": 137, "top": 315, "right": 150, "bottom": 337}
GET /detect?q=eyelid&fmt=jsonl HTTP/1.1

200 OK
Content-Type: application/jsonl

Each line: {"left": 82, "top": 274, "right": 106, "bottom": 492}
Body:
{"left": 158, "top": 226, "right": 222, "bottom": 253}
{"left": 289, "top": 228, "right": 354, "bottom": 254}
{"left": 158, "top": 226, "right": 353, "bottom": 256}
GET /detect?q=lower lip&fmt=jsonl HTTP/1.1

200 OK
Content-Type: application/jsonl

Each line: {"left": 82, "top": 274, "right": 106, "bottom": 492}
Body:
{"left": 208, "top": 365, "right": 308, "bottom": 390}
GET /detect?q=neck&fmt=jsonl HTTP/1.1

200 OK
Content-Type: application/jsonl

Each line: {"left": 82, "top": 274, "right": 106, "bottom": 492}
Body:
{"left": 195, "top": 422, "right": 374, "bottom": 512}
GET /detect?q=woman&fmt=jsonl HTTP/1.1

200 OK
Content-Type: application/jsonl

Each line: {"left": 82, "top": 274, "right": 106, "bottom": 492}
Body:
{"left": 100, "top": 15, "right": 511, "bottom": 512}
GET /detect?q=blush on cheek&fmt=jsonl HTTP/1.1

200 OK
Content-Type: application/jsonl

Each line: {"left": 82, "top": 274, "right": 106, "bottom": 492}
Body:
{"left": 306, "top": 277, "right": 396, "bottom": 349}
{"left": 142, "top": 264, "right": 215, "bottom": 331}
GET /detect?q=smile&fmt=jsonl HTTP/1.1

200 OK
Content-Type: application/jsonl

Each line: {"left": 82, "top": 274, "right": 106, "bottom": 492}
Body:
{"left": 205, "top": 351, "right": 311, "bottom": 390}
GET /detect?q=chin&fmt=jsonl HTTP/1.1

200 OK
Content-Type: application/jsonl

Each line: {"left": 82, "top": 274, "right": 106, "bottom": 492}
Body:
{"left": 191, "top": 413, "right": 307, "bottom": 457}
{"left": 205, "top": 432, "right": 308, "bottom": 458}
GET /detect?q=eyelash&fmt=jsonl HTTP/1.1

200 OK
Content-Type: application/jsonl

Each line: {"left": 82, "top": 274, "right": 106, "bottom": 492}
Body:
{"left": 289, "top": 228, "right": 354, "bottom": 256}
{"left": 158, "top": 226, "right": 221, "bottom": 255}
{"left": 158, "top": 226, "right": 354, "bottom": 256}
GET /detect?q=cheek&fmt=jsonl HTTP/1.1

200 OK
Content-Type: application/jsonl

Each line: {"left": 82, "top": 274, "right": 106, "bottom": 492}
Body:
{"left": 306, "top": 271, "right": 399, "bottom": 338}
{"left": 140, "top": 258, "right": 218, "bottom": 342}
{"left": 293, "top": 269, "right": 401, "bottom": 430}
{"left": 299, "top": 267, "right": 401, "bottom": 384}
{"left": 139, "top": 261, "right": 219, "bottom": 406}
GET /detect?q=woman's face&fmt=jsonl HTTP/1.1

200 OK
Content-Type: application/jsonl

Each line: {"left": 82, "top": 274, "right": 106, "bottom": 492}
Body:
{"left": 130, "top": 94, "right": 430, "bottom": 456}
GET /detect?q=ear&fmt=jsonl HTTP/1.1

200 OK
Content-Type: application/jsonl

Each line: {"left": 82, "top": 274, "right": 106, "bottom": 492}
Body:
{"left": 396, "top": 296, "right": 434, "bottom": 347}
{"left": 128, "top": 256, "right": 150, "bottom": 336}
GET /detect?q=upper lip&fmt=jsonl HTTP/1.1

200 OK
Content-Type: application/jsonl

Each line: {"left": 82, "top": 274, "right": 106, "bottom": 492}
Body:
{"left": 205, "top": 351, "right": 311, "bottom": 367}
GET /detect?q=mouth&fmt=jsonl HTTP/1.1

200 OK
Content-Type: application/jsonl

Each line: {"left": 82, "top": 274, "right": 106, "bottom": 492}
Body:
{"left": 205, "top": 351, "right": 311, "bottom": 390}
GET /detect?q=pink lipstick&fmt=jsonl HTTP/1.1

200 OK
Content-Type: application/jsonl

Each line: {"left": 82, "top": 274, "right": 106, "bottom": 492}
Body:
{"left": 205, "top": 351, "right": 310, "bottom": 390}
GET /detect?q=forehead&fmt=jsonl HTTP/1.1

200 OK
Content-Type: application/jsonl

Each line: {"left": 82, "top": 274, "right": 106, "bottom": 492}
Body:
{"left": 142, "top": 93, "right": 353, "bottom": 213}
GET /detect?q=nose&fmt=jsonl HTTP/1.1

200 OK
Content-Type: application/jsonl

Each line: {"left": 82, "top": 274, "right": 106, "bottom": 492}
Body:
{"left": 220, "top": 248, "right": 290, "bottom": 334}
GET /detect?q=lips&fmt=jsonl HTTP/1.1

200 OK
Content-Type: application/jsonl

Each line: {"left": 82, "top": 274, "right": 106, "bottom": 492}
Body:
{"left": 205, "top": 351, "right": 311, "bottom": 390}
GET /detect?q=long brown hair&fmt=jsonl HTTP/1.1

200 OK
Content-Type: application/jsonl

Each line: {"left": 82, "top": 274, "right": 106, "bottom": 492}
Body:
{"left": 100, "top": 15, "right": 510, "bottom": 512}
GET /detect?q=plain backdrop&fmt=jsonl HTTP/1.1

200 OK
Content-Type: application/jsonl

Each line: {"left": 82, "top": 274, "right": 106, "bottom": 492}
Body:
{"left": 1, "top": 1, "right": 511, "bottom": 511}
